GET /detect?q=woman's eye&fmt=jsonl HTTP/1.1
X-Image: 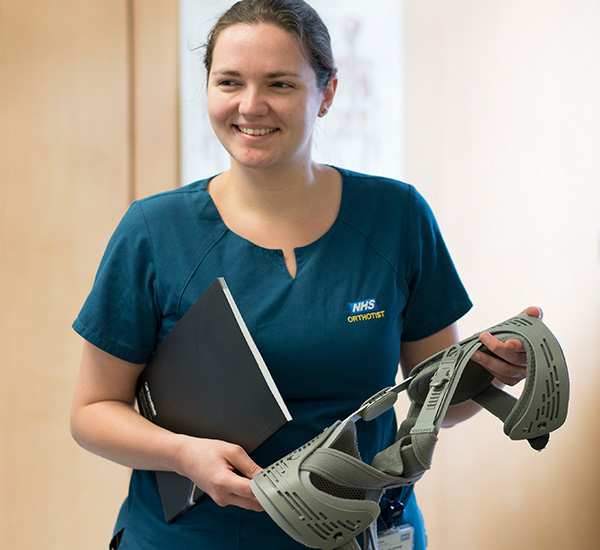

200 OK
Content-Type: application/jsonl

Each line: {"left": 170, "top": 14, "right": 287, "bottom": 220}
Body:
{"left": 272, "top": 81, "right": 293, "bottom": 89}
{"left": 216, "top": 79, "right": 242, "bottom": 88}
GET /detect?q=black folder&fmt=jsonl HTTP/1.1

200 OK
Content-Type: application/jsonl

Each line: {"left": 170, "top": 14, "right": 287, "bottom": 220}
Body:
{"left": 136, "top": 278, "right": 291, "bottom": 522}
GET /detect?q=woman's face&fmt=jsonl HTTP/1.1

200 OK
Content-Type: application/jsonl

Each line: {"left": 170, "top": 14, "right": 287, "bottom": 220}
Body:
{"left": 207, "top": 23, "right": 334, "bottom": 172}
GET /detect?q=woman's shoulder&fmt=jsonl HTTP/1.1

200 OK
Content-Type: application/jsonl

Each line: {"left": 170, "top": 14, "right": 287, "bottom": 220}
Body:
{"left": 110, "top": 176, "right": 222, "bottom": 248}
{"left": 336, "top": 167, "right": 428, "bottom": 220}
{"left": 336, "top": 167, "right": 412, "bottom": 193}
{"left": 133, "top": 177, "right": 212, "bottom": 217}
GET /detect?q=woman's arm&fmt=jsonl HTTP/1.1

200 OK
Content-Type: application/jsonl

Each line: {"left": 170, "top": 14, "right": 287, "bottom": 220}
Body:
{"left": 399, "top": 307, "right": 541, "bottom": 428}
{"left": 70, "top": 340, "right": 263, "bottom": 511}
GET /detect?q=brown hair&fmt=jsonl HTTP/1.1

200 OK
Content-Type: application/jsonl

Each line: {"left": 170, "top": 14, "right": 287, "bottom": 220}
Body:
{"left": 204, "top": 0, "right": 337, "bottom": 91}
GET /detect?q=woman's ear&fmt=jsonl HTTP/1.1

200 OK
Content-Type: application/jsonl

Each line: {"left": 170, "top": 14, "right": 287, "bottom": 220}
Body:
{"left": 319, "top": 74, "right": 339, "bottom": 117}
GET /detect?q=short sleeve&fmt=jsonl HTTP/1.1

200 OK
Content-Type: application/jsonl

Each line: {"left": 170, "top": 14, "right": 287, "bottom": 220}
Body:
{"left": 401, "top": 186, "right": 472, "bottom": 341}
{"left": 73, "top": 202, "right": 159, "bottom": 364}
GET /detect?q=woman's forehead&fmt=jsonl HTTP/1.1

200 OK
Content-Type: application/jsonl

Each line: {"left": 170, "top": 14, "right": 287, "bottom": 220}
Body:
{"left": 211, "top": 23, "right": 311, "bottom": 75}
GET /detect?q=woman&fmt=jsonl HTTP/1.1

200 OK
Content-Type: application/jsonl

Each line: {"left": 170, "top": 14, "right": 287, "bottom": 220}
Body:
{"left": 70, "top": 1, "right": 537, "bottom": 548}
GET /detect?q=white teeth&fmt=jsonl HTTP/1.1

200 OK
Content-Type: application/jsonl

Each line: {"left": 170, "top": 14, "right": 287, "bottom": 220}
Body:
{"left": 238, "top": 126, "right": 277, "bottom": 136}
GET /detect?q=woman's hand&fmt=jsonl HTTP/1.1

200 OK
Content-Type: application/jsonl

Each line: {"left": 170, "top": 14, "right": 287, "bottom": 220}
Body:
{"left": 175, "top": 436, "right": 264, "bottom": 512}
{"left": 472, "top": 306, "right": 543, "bottom": 386}
{"left": 71, "top": 341, "right": 264, "bottom": 512}
{"left": 400, "top": 307, "right": 544, "bottom": 428}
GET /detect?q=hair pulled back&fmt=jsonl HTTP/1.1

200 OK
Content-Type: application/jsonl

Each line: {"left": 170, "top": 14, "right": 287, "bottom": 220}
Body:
{"left": 204, "top": 0, "right": 337, "bottom": 91}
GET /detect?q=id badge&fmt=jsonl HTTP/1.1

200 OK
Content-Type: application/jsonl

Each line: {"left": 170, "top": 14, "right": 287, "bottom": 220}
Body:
{"left": 377, "top": 524, "right": 414, "bottom": 550}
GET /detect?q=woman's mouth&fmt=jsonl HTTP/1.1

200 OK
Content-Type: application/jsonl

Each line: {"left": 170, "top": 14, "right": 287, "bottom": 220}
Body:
{"left": 236, "top": 125, "right": 279, "bottom": 136}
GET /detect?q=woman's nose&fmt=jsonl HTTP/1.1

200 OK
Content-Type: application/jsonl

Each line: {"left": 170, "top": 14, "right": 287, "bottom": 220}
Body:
{"left": 239, "top": 86, "right": 269, "bottom": 117}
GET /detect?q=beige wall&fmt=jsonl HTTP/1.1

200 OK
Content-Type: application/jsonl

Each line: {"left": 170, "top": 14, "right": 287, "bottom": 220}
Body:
{"left": 0, "top": 1, "right": 178, "bottom": 548}
{"left": 402, "top": 1, "right": 600, "bottom": 548}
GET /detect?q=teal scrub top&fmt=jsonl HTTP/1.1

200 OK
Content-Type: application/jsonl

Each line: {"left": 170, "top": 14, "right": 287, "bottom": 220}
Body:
{"left": 74, "top": 168, "right": 472, "bottom": 549}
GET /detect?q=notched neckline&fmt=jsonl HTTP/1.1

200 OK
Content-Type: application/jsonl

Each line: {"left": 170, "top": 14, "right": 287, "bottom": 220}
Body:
{"left": 203, "top": 170, "right": 345, "bottom": 279}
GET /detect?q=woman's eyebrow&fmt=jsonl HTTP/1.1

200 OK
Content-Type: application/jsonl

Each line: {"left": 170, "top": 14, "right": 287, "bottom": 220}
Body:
{"left": 211, "top": 70, "right": 242, "bottom": 77}
{"left": 212, "top": 69, "right": 301, "bottom": 79}
{"left": 265, "top": 71, "right": 301, "bottom": 79}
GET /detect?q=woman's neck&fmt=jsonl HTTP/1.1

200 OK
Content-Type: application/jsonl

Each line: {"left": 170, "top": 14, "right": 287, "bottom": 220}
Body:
{"left": 223, "top": 160, "right": 328, "bottom": 220}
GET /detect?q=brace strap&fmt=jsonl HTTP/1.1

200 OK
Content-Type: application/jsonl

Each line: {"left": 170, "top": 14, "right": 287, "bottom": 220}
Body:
{"left": 372, "top": 314, "right": 568, "bottom": 476}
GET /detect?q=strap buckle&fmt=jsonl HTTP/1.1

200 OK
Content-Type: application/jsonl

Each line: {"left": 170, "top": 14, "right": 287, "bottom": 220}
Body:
{"left": 410, "top": 344, "right": 463, "bottom": 435}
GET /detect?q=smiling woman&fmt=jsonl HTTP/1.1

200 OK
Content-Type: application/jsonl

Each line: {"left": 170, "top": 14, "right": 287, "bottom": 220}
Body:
{"left": 69, "top": 2, "right": 543, "bottom": 550}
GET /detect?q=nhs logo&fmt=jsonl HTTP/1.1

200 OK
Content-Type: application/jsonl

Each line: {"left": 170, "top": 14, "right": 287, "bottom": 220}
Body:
{"left": 348, "top": 298, "right": 379, "bottom": 314}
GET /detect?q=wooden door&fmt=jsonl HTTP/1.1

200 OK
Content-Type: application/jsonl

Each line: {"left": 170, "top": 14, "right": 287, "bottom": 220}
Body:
{"left": 0, "top": 1, "right": 178, "bottom": 548}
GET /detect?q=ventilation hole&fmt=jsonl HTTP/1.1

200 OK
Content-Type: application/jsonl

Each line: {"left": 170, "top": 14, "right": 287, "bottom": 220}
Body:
{"left": 264, "top": 472, "right": 278, "bottom": 488}
{"left": 509, "top": 317, "right": 533, "bottom": 328}
{"left": 312, "top": 523, "right": 331, "bottom": 537}
{"left": 306, "top": 524, "right": 327, "bottom": 541}
{"left": 337, "top": 519, "right": 361, "bottom": 531}
{"left": 279, "top": 491, "right": 306, "bottom": 520}
{"left": 542, "top": 338, "right": 554, "bottom": 361}
{"left": 540, "top": 342, "right": 550, "bottom": 368}
{"left": 288, "top": 491, "right": 318, "bottom": 521}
